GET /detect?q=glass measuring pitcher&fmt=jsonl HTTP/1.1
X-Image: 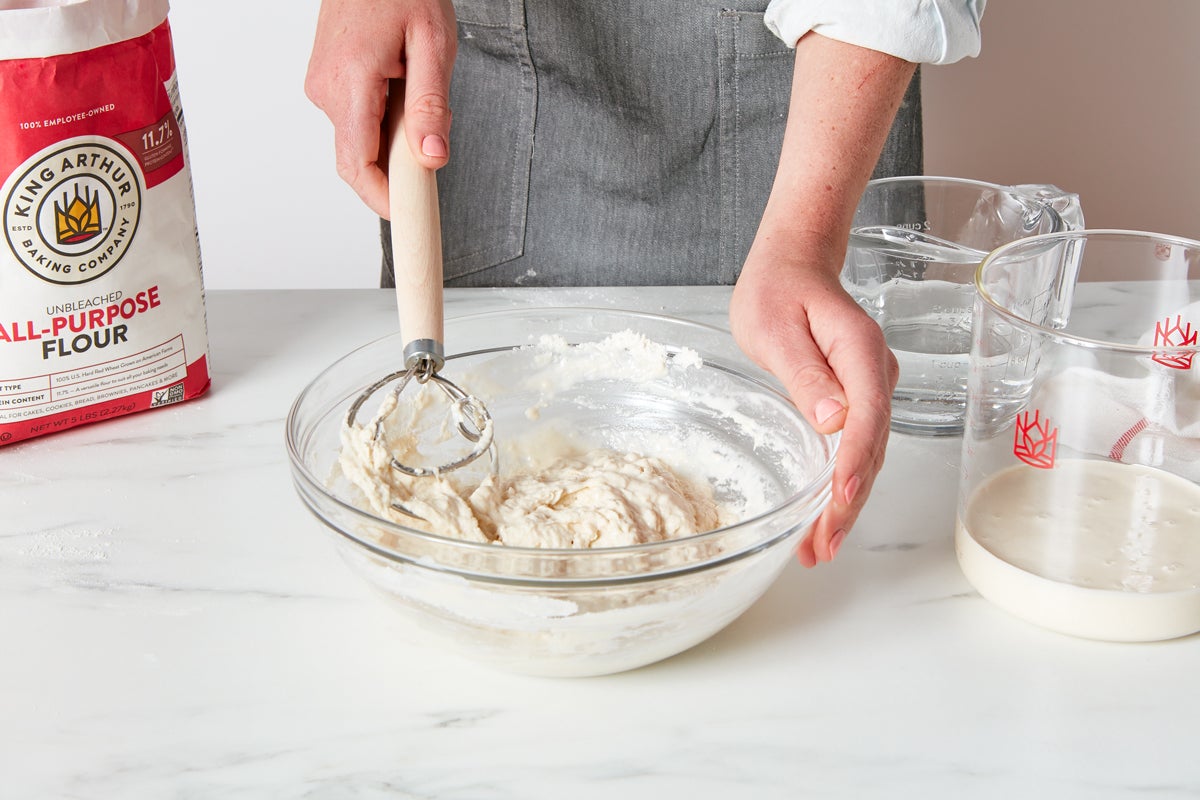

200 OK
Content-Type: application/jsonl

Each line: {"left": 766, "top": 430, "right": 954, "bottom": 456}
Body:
{"left": 958, "top": 230, "right": 1200, "bottom": 642}
{"left": 842, "top": 176, "right": 1082, "bottom": 435}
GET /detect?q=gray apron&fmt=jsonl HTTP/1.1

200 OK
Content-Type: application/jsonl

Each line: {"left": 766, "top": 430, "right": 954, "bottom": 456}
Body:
{"left": 381, "top": 0, "right": 923, "bottom": 288}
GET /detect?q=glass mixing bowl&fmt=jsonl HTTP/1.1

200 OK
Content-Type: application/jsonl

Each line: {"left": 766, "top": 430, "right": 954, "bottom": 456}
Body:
{"left": 286, "top": 307, "right": 837, "bottom": 676}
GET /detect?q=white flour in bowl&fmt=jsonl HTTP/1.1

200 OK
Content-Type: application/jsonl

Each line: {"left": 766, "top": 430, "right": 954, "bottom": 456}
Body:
{"left": 338, "top": 330, "right": 735, "bottom": 548}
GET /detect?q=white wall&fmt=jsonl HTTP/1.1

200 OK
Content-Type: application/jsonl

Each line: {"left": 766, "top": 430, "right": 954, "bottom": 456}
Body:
{"left": 169, "top": 0, "right": 381, "bottom": 289}
{"left": 168, "top": 0, "right": 1200, "bottom": 290}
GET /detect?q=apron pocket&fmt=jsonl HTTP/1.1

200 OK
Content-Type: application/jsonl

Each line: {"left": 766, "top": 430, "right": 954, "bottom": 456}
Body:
{"left": 716, "top": 10, "right": 794, "bottom": 280}
{"left": 439, "top": 1, "right": 535, "bottom": 279}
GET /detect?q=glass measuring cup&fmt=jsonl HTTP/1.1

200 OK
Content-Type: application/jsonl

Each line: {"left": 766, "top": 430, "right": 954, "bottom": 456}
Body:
{"left": 958, "top": 230, "right": 1200, "bottom": 642}
{"left": 842, "top": 176, "right": 1082, "bottom": 435}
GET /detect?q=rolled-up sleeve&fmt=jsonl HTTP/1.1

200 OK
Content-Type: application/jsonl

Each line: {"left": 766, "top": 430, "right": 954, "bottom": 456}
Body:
{"left": 764, "top": 0, "right": 986, "bottom": 64}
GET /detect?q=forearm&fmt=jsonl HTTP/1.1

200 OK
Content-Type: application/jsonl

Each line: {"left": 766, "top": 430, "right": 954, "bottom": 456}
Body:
{"left": 730, "top": 35, "right": 914, "bottom": 564}
{"left": 754, "top": 33, "right": 918, "bottom": 269}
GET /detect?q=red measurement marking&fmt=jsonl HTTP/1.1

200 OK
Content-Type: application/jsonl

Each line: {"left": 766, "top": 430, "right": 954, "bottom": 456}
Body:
{"left": 1109, "top": 417, "right": 1149, "bottom": 462}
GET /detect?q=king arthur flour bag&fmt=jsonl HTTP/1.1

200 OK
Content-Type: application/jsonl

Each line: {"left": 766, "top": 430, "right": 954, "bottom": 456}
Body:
{"left": 0, "top": 0, "right": 209, "bottom": 446}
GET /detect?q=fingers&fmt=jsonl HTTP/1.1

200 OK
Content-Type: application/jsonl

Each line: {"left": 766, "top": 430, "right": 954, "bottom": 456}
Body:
{"left": 401, "top": 16, "right": 456, "bottom": 171}
{"left": 730, "top": 268, "right": 896, "bottom": 568}
{"left": 799, "top": 389, "right": 890, "bottom": 566}
{"left": 798, "top": 323, "right": 896, "bottom": 567}
{"left": 305, "top": 0, "right": 397, "bottom": 219}
{"left": 776, "top": 341, "right": 850, "bottom": 436}
{"left": 332, "top": 81, "right": 391, "bottom": 219}
{"left": 305, "top": 0, "right": 456, "bottom": 217}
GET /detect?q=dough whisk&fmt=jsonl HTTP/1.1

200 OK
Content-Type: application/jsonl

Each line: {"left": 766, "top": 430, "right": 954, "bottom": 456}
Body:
{"left": 344, "top": 86, "right": 495, "bottom": 504}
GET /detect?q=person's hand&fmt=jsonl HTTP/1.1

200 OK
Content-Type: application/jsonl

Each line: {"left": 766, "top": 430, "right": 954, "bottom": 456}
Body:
{"left": 305, "top": 0, "right": 457, "bottom": 218}
{"left": 730, "top": 235, "right": 897, "bottom": 567}
{"left": 731, "top": 32, "right": 914, "bottom": 566}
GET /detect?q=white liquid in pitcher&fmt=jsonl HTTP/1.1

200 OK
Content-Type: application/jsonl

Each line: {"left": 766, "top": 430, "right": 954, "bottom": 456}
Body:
{"left": 957, "top": 459, "right": 1200, "bottom": 641}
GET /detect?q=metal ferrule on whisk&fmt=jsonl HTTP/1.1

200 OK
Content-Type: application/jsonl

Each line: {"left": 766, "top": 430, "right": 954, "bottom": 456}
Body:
{"left": 403, "top": 339, "right": 445, "bottom": 379}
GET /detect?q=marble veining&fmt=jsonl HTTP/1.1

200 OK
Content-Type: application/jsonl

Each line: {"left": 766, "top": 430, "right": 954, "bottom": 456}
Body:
{"left": 2, "top": 288, "right": 1197, "bottom": 799}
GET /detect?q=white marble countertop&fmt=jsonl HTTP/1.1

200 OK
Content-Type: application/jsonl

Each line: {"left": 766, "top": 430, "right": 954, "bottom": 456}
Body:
{"left": 4, "top": 288, "right": 1197, "bottom": 799}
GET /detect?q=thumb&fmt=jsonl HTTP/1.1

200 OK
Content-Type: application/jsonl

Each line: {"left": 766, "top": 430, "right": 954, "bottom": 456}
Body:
{"left": 774, "top": 342, "right": 850, "bottom": 435}
{"left": 401, "top": 21, "right": 456, "bottom": 170}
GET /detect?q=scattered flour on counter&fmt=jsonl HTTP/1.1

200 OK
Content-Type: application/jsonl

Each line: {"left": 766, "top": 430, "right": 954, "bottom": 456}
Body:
{"left": 16, "top": 526, "right": 112, "bottom": 563}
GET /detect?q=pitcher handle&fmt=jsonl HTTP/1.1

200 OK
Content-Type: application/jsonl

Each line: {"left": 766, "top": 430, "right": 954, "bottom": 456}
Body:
{"left": 1013, "top": 183, "right": 1085, "bottom": 231}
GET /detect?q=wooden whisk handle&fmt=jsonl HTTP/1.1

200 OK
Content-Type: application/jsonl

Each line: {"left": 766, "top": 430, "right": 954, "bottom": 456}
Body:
{"left": 386, "top": 88, "right": 444, "bottom": 372}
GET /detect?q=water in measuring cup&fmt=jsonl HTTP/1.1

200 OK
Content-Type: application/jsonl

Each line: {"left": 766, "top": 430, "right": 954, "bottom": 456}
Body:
{"left": 844, "top": 226, "right": 985, "bottom": 434}
{"left": 885, "top": 314, "right": 972, "bottom": 430}
{"left": 849, "top": 274, "right": 976, "bottom": 433}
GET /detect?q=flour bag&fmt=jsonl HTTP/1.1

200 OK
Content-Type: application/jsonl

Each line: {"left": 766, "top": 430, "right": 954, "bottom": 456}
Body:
{"left": 0, "top": 0, "right": 209, "bottom": 446}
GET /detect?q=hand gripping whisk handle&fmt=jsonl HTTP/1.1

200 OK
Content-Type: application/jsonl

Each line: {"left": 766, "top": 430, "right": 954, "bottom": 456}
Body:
{"left": 387, "top": 87, "right": 444, "bottom": 377}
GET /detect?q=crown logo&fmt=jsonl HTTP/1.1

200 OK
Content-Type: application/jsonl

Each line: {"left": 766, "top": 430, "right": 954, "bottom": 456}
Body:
{"left": 54, "top": 183, "right": 103, "bottom": 245}
{"left": 1151, "top": 315, "right": 1196, "bottom": 370}
{"left": 1013, "top": 409, "right": 1057, "bottom": 469}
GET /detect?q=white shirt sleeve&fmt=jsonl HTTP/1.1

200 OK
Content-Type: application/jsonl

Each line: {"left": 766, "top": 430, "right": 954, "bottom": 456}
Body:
{"left": 764, "top": 0, "right": 986, "bottom": 65}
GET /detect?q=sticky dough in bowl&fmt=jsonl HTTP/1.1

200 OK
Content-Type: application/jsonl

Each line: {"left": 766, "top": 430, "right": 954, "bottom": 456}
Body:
{"left": 286, "top": 307, "right": 837, "bottom": 676}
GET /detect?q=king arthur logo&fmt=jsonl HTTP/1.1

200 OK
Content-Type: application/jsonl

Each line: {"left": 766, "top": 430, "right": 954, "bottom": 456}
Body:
{"left": 1013, "top": 409, "right": 1058, "bottom": 469}
{"left": 55, "top": 183, "right": 104, "bottom": 245}
{"left": 1151, "top": 314, "right": 1197, "bottom": 370}
{"left": 2, "top": 137, "right": 143, "bottom": 286}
